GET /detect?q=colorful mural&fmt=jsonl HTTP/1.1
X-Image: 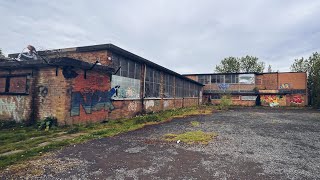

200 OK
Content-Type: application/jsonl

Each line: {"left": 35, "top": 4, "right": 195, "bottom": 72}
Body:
{"left": 70, "top": 86, "right": 120, "bottom": 116}
{"left": 261, "top": 95, "right": 285, "bottom": 107}
{"left": 279, "top": 83, "right": 290, "bottom": 89}
{"left": 111, "top": 75, "right": 140, "bottom": 99}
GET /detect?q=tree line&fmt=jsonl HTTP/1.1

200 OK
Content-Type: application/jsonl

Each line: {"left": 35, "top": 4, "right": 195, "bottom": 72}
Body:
{"left": 215, "top": 55, "right": 271, "bottom": 73}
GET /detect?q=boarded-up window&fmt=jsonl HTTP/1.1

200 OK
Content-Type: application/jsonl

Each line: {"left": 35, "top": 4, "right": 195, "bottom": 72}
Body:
{"left": 0, "top": 75, "right": 28, "bottom": 94}
{"left": 9, "top": 77, "right": 27, "bottom": 93}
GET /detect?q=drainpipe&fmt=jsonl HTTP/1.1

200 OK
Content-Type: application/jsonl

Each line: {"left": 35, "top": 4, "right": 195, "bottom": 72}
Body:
{"left": 29, "top": 68, "right": 40, "bottom": 125}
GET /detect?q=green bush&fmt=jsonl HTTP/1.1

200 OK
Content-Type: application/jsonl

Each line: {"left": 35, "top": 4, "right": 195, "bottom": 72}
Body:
{"left": 218, "top": 95, "right": 232, "bottom": 110}
{"left": 0, "top": 121, "right": 18, "bottom": 130}
{"left": 38, "top": 116, "right": 58, "bottom": 131}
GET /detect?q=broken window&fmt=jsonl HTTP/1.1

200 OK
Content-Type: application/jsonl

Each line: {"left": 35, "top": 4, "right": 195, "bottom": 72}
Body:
{"left": 112, "top": 53, "right": 141, "bottom": 79}
{"left": 111, "top": 53, "right": 142, "bottom": 99}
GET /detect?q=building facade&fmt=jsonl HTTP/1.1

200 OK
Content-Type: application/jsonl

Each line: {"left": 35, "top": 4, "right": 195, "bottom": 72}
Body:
{"left": 0, "top": 44, "right": 203, "bottom": 124}
{"left": 184, "top": 72, "right": 307, "bottom": 107}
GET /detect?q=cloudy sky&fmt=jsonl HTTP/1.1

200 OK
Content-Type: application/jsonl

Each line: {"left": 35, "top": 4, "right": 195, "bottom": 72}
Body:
{"left": 1, "top": 0, "right": 320, "bottom": 74}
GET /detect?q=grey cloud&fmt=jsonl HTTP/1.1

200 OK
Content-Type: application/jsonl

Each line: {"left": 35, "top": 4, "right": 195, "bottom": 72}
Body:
{"left": 1, "top": 0, "right": 320, "bottom": 74}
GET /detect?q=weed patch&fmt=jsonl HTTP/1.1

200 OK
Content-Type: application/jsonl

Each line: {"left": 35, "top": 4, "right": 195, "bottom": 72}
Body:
{"left": 190, "top": 121, "right": 200, "bottom": 127}
{"left": 163, "top": 131, "right": 217, "bottom": 145}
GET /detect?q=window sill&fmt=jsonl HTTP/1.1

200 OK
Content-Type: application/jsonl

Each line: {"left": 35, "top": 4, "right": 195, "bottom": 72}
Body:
{"left": 0, "top": 92, "right": 29, "bottom": 96}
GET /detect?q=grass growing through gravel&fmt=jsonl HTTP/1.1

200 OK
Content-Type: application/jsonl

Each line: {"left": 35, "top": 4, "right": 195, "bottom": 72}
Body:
{"left": 163, "top": 130, "right": 217, "bottom": 145}
{"left": 190, "top": 121, "right": 200, "bottom": 127}
{"left": 0, "top": 106, "right": 213, "bottom": 169}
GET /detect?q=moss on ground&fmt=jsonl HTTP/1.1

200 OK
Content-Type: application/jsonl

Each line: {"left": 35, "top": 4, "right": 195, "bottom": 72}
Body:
{"left": 163, "top": 130, "right": 217, "bottom": 145}
{"left": 190, "top": 121, "right": 200, "bottom": 127}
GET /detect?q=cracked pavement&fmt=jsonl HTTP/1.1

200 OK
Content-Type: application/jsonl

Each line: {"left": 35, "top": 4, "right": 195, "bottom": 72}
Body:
{"left": 1, "top": 107, "right": 320, "bottom": 179}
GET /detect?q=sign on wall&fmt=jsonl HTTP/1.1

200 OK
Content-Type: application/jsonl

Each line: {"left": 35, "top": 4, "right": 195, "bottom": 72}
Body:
{"left": 239, "top": 74, "right": 255, "bottom": 84}
{"left": 111, "top": 75, "right": 140, "bottom": 99}
{"left": 241, "top": 96, "right": 257, "bottom": 101}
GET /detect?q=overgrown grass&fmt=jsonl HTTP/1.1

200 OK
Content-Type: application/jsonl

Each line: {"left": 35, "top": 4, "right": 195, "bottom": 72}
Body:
{"left": 0, "top": 106, "right": 213, "bottom": 169}
{"left": 163, "top": 130, "right": 217, "bottom": 145}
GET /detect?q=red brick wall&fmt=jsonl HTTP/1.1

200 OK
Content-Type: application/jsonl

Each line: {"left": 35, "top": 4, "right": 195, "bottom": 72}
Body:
{"left": 48, "top": 50, "right": 111, "bottom": 65}
{"left": 256, "top": 73, "right": 278, "bottom": 90}
{"left": 278, "top": 72, "right": 306, "bottom": 90}
{"left": 65, "top": 70, "right": 112, "bottom": 124}
{"left": 211, "top": 95, "right": 255, "bottom": 106}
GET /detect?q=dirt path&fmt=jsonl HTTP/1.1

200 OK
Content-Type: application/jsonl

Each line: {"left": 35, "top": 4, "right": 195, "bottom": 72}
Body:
{"left": 1, "top": 108, "right": 320, "bottom": 179}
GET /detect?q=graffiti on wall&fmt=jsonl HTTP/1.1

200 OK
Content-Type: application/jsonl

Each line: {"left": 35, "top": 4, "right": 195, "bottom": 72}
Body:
{"left": 70, "top": 86, "right": 120, "bottom": 116}
{"left": 111, "top": 75, "right": 140, "bottom": 99}
{"left": 261, "top": 95, "right": 284, "bottom": 107}
{"left": 0, "top": 96, "right": 26, "bottom": 121}
{"left": 279, "top": 83, "right": 290, "bottom": 89}
{"left": 290, "top": 95, "right": 303, "bottom": 104}
{"left": 218, "top": 83, "right": 230, "bottom": 90}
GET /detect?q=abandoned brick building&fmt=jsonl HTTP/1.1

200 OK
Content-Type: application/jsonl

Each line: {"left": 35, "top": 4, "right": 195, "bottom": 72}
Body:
{"left": 184, "top": 72, "right": 307, "bottom": 107}
{"left": 0, "top": 44, "right": 203, "bottom": 125}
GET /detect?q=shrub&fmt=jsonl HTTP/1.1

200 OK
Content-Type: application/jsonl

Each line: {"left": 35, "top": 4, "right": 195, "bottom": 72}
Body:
{"left": 0, "top": 121, "right": 18, "bottom": 130}
{"left": 38, "top": 116, "right": 58, "bottom": 131}
{"left": 218, "top": 95, "right": 232, "bottom": 110}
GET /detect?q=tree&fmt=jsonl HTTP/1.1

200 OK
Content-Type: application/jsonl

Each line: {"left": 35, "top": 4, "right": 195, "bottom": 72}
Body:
{"left": 215, "top": 57, "right": 240, "bottom": 73}
{"left": 307, "top": 52, "right": 320, "bottom": 108}
{"left": 267, "top": 65, "right": 272, "bottom": 73}
{"left": 215, "top": 55, "right": 265, "bottom": 73}
{"left": 290, "top": 57, "right": 308, "bottom": 72}
{"left": 240, "top": 55, "right": 265, "bottom": 73}
{"left": 291, "top": 52, "right": 320, "bottom": 108}
{"left": 0, "top": 49, "right": 5, "bottom": 58}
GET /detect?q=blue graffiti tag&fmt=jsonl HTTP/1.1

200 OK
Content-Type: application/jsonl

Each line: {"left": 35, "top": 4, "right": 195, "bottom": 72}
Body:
{"left": 70, "top": 86, "right": 120, "bottom": 116}
{"left": 218, "top": 83, "right": 230, "bottom": 90}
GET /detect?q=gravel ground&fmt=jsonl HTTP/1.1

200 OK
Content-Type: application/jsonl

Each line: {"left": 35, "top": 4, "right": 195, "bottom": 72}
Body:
{"left": 1, "top": 107, "right": 320, "bottom": 179}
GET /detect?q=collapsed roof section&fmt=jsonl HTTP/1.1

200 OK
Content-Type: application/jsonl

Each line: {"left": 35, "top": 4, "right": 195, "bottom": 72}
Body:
{"left": 0, "top": 57, "right": 115, "bottom": 74}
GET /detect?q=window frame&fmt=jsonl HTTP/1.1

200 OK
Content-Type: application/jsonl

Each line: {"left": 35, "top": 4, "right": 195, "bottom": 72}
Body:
{"left": 144, "top": 66, "right": 161, "bottom": 98}
{"left": 0, "top": 74, "right": 29, "bottom": 95}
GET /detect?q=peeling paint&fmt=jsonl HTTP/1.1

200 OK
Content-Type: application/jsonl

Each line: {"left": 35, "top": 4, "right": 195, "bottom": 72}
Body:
{"left": 128, "top": 101, "right": 138, "bottom": 112}
{"left": 164, "top": 100, "right": 169, "bottom": 108}
{"left": 145, "top": 100, "right": 155, "bottom": 109}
